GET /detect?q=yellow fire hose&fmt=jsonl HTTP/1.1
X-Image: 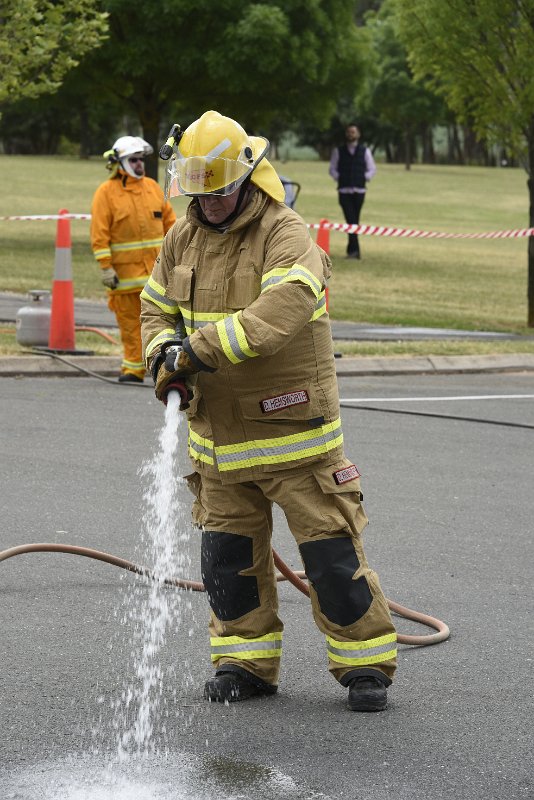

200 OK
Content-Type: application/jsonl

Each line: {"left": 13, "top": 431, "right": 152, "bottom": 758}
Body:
{"left": 0, "top": 542, "right": 449, "bottom": 646}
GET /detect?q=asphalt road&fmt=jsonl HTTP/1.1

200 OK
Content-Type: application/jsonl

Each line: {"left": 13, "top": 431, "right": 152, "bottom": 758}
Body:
{"left": 1, "top": 372, "right": 533, "bottom": 799}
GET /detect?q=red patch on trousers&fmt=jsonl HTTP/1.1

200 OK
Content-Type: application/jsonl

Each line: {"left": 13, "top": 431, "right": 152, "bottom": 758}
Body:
{"left": 332, "top": 464, "right": 361, "bottom": 485}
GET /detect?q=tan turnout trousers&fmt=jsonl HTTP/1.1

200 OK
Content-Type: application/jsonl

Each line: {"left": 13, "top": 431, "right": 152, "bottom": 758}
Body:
{"left": 189, "top": 459, "right": 397, "bottom": 689}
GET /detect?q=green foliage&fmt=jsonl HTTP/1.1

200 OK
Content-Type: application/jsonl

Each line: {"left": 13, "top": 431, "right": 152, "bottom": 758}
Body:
{"left": 356, "top": 1, "right": 445, "bottom": 159}
{"left": 49, "top": 0, "right": 363, "bottom": 178}
{"left": 0, "top": 0, "right": 108, "bottom": 108}
{"left": 100, "top": 2, "right": 357, "bottom": 124}
{"left": 393, "top": 0, "right": 534, "bottom": 159}
{"left": 393, "top": 0, "right": 534, "bottom": 324}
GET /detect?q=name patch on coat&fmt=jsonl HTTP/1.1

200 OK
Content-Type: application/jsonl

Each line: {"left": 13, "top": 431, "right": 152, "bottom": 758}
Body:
{"left": 333, "top": 464, "right": 361, "bottom": 485}
{"left": 260, "top": 390, "right": 309, "bottom": 414}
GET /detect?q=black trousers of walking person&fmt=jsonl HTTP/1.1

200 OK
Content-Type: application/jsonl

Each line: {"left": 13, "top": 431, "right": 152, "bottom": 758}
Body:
{"left": 338, "top": 192, "right": 365, "bottom": 258}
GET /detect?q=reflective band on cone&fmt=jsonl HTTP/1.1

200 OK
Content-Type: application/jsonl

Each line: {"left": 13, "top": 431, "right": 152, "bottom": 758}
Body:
{"left": 316, "top": 218, "right": 330, "bottom": 311}
{"left": 48, "top": 209, "right": 75, "bottom": 350}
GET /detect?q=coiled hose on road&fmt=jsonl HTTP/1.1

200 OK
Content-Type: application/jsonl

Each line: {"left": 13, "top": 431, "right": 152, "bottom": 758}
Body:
{"left": 8, "top": 348, "right": 450, "bottom": 646}
{"left": 0, "top": 542, "right": 449, "bottom": 646}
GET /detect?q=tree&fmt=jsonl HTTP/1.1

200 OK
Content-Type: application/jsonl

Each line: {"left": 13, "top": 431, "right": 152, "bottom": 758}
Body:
{"left": 360, "top": 1, "right": 444, "bottom": 169}
{"left": 394, "top": 0, "right": 534, "bottom": 326}
{"left": 69, "top": 0, "right": 362, "bottom": 180}
{"left": 0, "top": 0, "right": 108, "bottom": 109}
{"left": 297, "top": 0, "right": 445, "bottom": 167}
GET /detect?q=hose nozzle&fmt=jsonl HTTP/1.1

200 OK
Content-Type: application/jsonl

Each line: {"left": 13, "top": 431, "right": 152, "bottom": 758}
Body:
{"left": 161, "top": 339, "right": 183, "bottom": 371}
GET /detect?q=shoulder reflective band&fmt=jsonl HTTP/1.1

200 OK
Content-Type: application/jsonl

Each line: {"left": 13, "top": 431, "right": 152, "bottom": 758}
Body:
{"left": 261, "top": 264, "right": 322, "bottom": 299}
{"left": 326, "top": 633, "right": 397, "bottom": 666}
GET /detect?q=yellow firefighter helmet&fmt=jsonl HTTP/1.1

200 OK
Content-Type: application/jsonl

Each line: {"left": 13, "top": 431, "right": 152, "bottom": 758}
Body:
{"left": 169, "top": 111, "right": 284, "bottom": 202}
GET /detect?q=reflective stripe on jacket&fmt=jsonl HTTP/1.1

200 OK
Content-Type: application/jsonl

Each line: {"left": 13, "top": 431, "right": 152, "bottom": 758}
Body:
{"left": 90, "top": 173, "right": 176, "bottom": 293}
{"left": 140, "top": 189, "right": 343, "bottom": 483}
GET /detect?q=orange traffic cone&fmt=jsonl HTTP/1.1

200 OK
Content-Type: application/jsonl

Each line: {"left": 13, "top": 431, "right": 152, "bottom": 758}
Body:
{"left": 48, "top": 209, "right": 76, "bottom": 351}
{"left": 316, "top": 218, "right": 330, "bottom": 311}
{"left": 316, "top": 218, "right": 330, "bottom": 254}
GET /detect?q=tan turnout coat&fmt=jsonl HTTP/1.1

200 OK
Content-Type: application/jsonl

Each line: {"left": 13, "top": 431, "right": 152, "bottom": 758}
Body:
{"left": 140, "top": 189, "right": 347, "bottom": 484}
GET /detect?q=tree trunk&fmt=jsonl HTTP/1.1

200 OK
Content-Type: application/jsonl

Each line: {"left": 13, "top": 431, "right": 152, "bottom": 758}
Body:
{"left": 139, "top": 106, "right": 162, "bottom": 183}
{"left": 79, "top": 106, "right": 91, "bottom": 160}
{"left": 528, "top": 122, "right": 534, "bottom": 327}
{"left": 463, "top": 125, "right": 477, "bottom": 164}
{"left": 452, "top": 124, "right": 464, "bottom": 165}
{"left": 421, "top": 123, "right": 435, "bottom": 164}
{"left": 404, "top": 127, "right": 411, "bottom": 171}
{"left": 446, "top": 125, "right": 454, "bottom": 164}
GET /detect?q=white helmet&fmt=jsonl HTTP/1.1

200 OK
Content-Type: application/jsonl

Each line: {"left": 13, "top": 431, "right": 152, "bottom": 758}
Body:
{"left": 104, "top": 136, "right": 153, "bottom": 179}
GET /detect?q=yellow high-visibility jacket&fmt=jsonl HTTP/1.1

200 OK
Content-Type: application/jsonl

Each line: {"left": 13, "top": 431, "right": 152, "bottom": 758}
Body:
{"left": 140, "top": 189, "right": 344, "bottom": 484}
{"left": 91, "top": 173, "right": 176, "bottom": 294}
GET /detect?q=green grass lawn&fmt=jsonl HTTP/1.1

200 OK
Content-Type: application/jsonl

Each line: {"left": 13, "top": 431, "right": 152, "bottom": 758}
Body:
{"left": 0, "top": 155, "right": 532, "bottom": 357}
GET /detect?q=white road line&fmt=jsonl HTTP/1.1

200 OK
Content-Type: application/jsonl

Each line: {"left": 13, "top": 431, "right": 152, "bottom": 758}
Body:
{"left": 340, "top": 394, "right": 534, "bottom": 403}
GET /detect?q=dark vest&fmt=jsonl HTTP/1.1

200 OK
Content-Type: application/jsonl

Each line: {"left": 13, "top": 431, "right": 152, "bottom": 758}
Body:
{"left": 337, "top": 144, "right": 367, "bottom": 190}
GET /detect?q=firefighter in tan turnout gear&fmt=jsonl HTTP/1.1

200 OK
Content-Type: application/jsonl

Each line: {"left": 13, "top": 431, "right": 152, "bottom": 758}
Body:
{"left": 140, "top": 111, "right": 397, "bottom": 712}
{"left": 91, "top": 136, "right": 176, "bottom": 382}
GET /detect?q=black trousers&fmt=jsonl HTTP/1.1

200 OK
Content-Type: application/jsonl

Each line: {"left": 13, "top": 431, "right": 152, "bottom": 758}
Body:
{"left": 338, "top": 192, "right": 366, "bottom": 256}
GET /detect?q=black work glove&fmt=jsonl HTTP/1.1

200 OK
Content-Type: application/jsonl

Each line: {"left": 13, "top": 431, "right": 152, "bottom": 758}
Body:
{"left": 152, "top": 342, "right": 197, "bottom": 407}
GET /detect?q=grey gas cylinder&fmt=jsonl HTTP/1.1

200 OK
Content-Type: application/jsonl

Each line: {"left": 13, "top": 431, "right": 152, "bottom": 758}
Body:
{"left": 16, "top": 290, "right": 51, "bottom": 346}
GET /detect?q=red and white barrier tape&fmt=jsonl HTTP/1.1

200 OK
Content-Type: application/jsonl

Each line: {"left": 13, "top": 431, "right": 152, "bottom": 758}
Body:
{"left": 308, "top": 222, "right": 534, "bottom": 239}
{"left": 0, "top": 213, "right": 91, "bottom": 221}
{"left": 1, "top": 213, "right": 533, "bottom": 239}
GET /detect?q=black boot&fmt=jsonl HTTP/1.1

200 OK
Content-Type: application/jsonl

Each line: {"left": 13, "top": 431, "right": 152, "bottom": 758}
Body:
{"left": 203, "top": 669, "right": 277, "bottom": 703}
{"left": 118, "top": 373, "right": 144, "bottom": 383}
{"left": 348, "top": 676, "right": 387, "bottom": 712}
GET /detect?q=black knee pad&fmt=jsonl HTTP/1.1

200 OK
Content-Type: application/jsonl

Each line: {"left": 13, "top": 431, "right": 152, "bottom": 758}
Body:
{"left": 201, "top": 531, "right": 260, "bottom": 621}
{"left": 299, "top": 536, "right": 372, "bottom": 626}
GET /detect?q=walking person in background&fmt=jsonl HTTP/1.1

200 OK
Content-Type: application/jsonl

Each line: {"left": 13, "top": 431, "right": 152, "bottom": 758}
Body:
{"left": 91, "top": 136, "right": 176, "bottom": 382}
{"left": 329, "top": 123, "right": 376, "bottom": 260}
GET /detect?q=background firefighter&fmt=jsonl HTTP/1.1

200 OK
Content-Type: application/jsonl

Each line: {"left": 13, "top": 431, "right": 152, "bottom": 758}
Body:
{"left": 140, "top": 110, "right": 397, "bottom": 712}
{"left": 91, "top": 136, "right": 176, "bottom": 382}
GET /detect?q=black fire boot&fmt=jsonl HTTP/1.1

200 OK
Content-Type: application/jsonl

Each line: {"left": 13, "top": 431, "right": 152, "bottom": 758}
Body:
{"left": 203, "top": 668, "right": 277, "bottom": 703}
{"left": 118, "top": 373, "right": 144, "bottom": 383}
{"left": 347, "top": 676, "right": 387, "bottom": 712}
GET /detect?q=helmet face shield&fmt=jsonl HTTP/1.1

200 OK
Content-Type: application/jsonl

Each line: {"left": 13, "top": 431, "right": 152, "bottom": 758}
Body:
{"left": 164, "top": 134, "right": 269, "bottom": 199}
{"left": 176, "top": 155, "right": 252, "bottom": 196}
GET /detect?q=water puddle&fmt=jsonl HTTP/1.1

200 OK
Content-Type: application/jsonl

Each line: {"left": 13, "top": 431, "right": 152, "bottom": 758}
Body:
{"left": 1, "top": 753, "right": 330, "bottom": 799}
